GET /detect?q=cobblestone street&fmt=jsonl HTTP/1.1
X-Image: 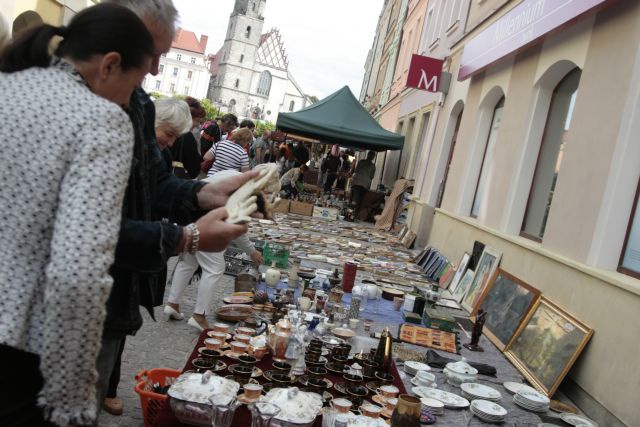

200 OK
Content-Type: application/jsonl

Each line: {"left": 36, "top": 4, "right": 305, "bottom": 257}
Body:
{"left": 99, "top": 257, "right": 235, "bottom": 427}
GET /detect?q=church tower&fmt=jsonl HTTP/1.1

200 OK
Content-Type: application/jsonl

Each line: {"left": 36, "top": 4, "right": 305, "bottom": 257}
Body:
{"left": 210, "top": 0, "right": 266, "bottom": 114}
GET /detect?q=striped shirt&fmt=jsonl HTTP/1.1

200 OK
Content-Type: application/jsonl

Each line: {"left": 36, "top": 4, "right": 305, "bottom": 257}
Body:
{"left": 207, "top": 140, "right": 249, "bottom": 176}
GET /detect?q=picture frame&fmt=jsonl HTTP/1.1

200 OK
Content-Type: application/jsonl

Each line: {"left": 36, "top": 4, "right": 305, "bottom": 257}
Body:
{"left": 461, "top": 246, "right": 502, "bottom": 312}
{"left": 471, "top": 269, "right": 541, "bottom": 351}
{"left": 447, "top": 252, "right": 471, "bottom": 295}
{"left": 450, "top": 269, "right": 475, "bottom": 303}
{"left": 505, "top": 297, "right": 593, "bottom": 396}
{"left": 438, "top": 262, "right": 456, "bottom": 289}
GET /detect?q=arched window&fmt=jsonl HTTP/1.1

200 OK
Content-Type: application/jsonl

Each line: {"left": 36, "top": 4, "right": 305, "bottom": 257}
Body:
{"left": 257, "top": 71, "right": 272, "bottom": 96}
{"left": 240, "top": 54, "right": 244, "bottom": 63}
{"left": 252, "top": 2, "right": 256, "bottom": 12}
{"left": 289, "top": 100, "right": 295, "bottom": 111}
{"left": 437, "top": 103, "right": 464, "bottom": 208}
{"left": 235, "top": 79, "right": 240, "bottom": 88}
{"left": 521, "top": 68, "right": 581, "bottom": 240}
{"left": 471, "top": 96, "right": 505, "bottom": 218}
{"left": 620, "top": 178, "right": 640, "bottom": 277}
{"left": 246, "top": 26, "right": 251, "bottom": 38}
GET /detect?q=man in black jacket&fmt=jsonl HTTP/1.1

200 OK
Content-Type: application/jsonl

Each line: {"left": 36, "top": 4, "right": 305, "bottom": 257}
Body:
{"left": 99, "top": 0, "right": 256, "bottom": 416}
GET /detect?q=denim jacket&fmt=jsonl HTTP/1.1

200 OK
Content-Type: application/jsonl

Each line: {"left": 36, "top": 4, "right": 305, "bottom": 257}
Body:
{"left": 103, "top": 88, "right": 205, "bottom": 338}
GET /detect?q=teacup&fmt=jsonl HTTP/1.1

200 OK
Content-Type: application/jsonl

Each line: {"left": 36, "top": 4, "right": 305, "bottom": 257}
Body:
{"left": 209, "top": 331, "right": 227, "bottom": 343}
{"left": 200, "top": 348, "right": 221, "bottom": 361}
{"left": 331, "top": 355, "right": 348, "bottom": 370}
{"left": 204, "top": 338, "right": 222, "bottom": 350}
{"left": 213, "top": 323, "right": 230, "bottom": 333}
{"left": 307, "top": 378, "right": 328, "bottom": 394}
{"left": 272, "top": 361, "right": 291, "bottom": 371}
{"left": 231, "top": 365, "right": 253, "bottom": 385}
{"left": 244, "top": 383, "right": 263, "bottom": 400}
{"left": 343, "top": 373, "right": 364, "bottom": 385}
{"left": 384, "top": 397, "right": 398, "bottom": 411}
{"left": 414, "top": 371, "right": 436, "bottom": 387}
{"left": 331, "top": 398, "right": 352, "bottom": 414}
{"left": 306, "top": 349, "right": 321, "bottom": 362}
{"left": 360, "top": 404, "right": 382, "bottom": 418}
{"left": 362, "top": 360, "right": 379, "bottom": 378}
{"left": 249, "top": 346, "right": 267, "bottom": 361}
{"left": 236, "top": 327, "right": 255, "bottom": 336}
{"left": 308, "top": 366, "right": 327, "bottom": 379}
{"left": 191, "top": 358, "right": 215, "bottom": 372}
{"left": 349, "top": 319, "right": 360, "bottom": 330}
{"left": 375, "top": 371, "right": 394, "bottom": 384}
{"left": 230, "top": 341, "right": 248, "bottom": 354}
{"left": 234, "top": 334, "right": 251, "bottom": 345}
{"left": 238, "top": 354, "right": 257, "bottom": 366}
{"left": 270, "top": 373, "right": 292, "bottom": 386}
{"left": 346, "top": 385, "right": 368, "bottom": 407}
{"left": 376, "top": 384, "right": 399, "bottom": 399}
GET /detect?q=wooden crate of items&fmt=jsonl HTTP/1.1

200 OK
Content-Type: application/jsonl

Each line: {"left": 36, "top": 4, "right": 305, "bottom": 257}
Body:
{"left": 312, "top": 206, "right": 339, "bottom": 221}
{"left": 288, "top": 201, "right": 314, "bottom": 216}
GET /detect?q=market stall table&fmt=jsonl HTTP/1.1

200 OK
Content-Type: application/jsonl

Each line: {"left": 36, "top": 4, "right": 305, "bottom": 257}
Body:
{"left": 152, "top": 330, "right": 407, "bottom": 426}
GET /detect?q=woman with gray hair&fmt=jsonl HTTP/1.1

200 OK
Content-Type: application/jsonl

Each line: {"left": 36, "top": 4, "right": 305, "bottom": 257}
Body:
{"left": 154, "top": 97, "right": 192, "bottom": 150}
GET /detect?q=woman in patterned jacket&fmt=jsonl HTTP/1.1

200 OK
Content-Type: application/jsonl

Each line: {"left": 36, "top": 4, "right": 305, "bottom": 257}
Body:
{"left": 0, "top": 4, "right": 154, "bottom": 426}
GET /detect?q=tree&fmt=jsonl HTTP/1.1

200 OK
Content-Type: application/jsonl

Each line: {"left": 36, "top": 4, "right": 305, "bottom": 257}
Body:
{"left": 309, "top": 95, "right": 319, "bottom": 104}
{"left": 200, "top": 98, "right": 221, "bottom": 121}
{"left": 148, "top": 91, "right": 165, "bottom": 100}
{"left": 255, "top": 120, "right": 276, "bottom": 137}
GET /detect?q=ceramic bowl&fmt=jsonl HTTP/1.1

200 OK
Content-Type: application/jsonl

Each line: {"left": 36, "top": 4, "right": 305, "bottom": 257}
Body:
{"left": 262, "top": 387, "right": 323, "bottom": 426}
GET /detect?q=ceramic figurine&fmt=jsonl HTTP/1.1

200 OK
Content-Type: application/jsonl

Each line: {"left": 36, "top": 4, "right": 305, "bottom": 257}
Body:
{"left": 463, "top": 309, "right": 487, "bottom": 352}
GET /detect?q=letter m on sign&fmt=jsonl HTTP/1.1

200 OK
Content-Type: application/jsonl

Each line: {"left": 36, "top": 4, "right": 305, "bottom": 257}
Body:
{"left": 406, "top": 54, "right": 444, "bottom": 93}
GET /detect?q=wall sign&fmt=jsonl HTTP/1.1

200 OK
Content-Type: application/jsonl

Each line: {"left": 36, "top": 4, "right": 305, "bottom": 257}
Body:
{"left": 458, "top": 0, "right": 616, "bottom": 81}
{"left": 406, "top": 54, "right": 444, "bottom": 93}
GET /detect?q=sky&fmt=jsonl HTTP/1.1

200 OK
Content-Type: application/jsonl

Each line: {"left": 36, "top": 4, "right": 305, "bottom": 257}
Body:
{"left": 172, "top": 0, "right": 384, "bottom": 99}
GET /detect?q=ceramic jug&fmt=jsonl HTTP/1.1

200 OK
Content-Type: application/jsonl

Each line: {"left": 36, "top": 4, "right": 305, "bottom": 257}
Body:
{"left": 390, "top": 394, "right": 421, "bottom": 427}
{"left": 265, "top": 261, "right": 281, "bottom": 288}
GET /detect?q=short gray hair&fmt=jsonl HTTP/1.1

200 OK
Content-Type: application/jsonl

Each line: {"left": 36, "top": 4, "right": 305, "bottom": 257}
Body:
{"left": 154, "top": 98, "right": 192, "bottom": 135}
{"left": 104, "top": 0, "right": 178, "bottom": 33}
{"left": 0, "top": 13, "right": 9, "bottom": 50}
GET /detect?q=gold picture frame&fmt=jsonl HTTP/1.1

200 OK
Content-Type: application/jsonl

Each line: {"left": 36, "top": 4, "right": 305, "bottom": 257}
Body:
{"left": 461, "top": 246, "right": 502, "bottom": 312}
{"left": 471, "top": 269, "right": 541, "bottom": 351}
{"left": 505, "top": 297, "right": 593, "bottom": 396}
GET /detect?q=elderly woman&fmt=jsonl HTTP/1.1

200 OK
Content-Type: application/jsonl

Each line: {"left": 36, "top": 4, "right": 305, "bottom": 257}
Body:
{"left": 0, "top": 4, "right": 154, "bottom": 426}
{"left": 154, "top": 97, "right": 192, "bottom": 151}
{"left": 165, "top": 169, "right": 263, "bottom": 331}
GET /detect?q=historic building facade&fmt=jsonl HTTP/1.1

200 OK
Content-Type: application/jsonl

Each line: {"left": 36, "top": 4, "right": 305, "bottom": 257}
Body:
{"left": 142, "top": 27, "right": 210, "bottom": 100}
{"left": 363, "top": 1, "right": 640, "bottom": 425}
{"left": 207, "top": 0, "right": 309, "bottom": 122}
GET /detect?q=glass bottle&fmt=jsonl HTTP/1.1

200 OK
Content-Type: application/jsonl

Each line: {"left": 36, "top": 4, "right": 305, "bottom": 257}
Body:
{"left": 249, "top": 402, "right": 281, "bottom": 427}
{"left": 209, "top": 396, "right": 241, "bottom": 427}
{"left": 373, "top": 326, "right": 393, "bottom": 373}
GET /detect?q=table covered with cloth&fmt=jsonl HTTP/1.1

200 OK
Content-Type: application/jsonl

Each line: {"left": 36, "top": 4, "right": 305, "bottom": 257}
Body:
{"left": 152, "top": 329, "right": 407, "bottom": 426}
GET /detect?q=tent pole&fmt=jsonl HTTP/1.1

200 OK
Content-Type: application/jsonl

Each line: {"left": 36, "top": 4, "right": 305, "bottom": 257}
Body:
{"left": 378, "top": 150, "right": 388, "bottom": 190}
{"left": 395, "top": 147, "right": 404, "bottom": 182}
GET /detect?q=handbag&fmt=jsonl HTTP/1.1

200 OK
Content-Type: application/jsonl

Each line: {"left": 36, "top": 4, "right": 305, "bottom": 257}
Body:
{"left": 199, "top": 141, "right": 219, "bottom": 174}
{"left": 171, "top": 136, "right": 190, "bottom": 179}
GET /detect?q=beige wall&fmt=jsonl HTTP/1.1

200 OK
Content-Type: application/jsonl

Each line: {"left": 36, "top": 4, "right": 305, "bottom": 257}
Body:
{"left": 429, "top": 210, "right": 640, "bottom": 425}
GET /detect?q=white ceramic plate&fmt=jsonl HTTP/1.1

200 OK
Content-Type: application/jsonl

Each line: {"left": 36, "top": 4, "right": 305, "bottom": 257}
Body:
{"left": 461, "top": 383, "right": 502, "bottom": 400}
{"left": 516, "top": 390, "right": 550, "bottom": 405}
{"left": 471, "top": 399, "right": 508, "bottom": 417}
{"left": 420, "top": 397, "right": 444, "bottom": 409}
{"left": 404, "top": 360, "right": 430, "bottom": 373}
{"left": 410, "top": 377, "right": 436, "bottom": 388}
{"left": 411, "top": 386, "right": 469, "bottom": 408}
{"left": 559, "top": 413, "right": 599, "bottom": 427}
{"left": 503, "top": 381, "right": 538, "bottom": 395}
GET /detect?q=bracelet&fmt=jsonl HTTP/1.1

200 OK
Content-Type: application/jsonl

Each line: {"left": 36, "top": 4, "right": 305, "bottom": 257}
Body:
{"left": 182, "top": 225, "right": 192, "bottom": 254}
{"left": 186, "top": 223, "right": 200, "bottom": 254}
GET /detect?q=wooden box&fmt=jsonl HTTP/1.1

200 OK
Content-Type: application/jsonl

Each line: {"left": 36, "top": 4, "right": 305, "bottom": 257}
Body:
{"left": 312, "top": 206, "right": 339, "bottom": 221}
{"left": 271, "top": 199, "right": 290, "bottom": 214}
{"left": 288, "top": 201, "right": 314, "bottom": 216}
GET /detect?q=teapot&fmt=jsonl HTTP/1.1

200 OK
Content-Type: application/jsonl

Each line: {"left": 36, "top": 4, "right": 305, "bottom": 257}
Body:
{"left": 444, "top": 358, "right": 478, "bottom": 387}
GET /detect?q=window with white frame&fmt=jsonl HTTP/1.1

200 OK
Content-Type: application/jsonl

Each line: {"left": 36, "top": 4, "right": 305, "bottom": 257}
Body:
{"left": 289, "top": 100, "right": 295, "bottom": 111}
{"left": 240, "top": 54, "right": 244, "bottom": 63}
{"left": 170, "top": 83, "right": 175, "bottom": 93}
{"left": 235, "top": 79, "right": 240, "bottom": 88}
{"left": 172, "top": 67, "right": 178, "bottom": 77}
{"left": 158, "top": 64, "right": 164, "bottom": 74}
{"left": 257, "top": 71, "right": 272, "bottom": 96}
{"left": 187, "top": 70, "right": 193, "bottom": 80}
{"left": 521, "top": 69, "right": 581, "bottom": 240}
{"left": 191, "top": 57, "right": 196, "bottom": 64}
{"left": 471, "top": 97, "right": 505, "bottom": 218}
{"left": 447, "top": 0, "right": 462, "bottom": 31}
{"left": 176, "top": 53, "right": 182, "bottom": 61}
{"left": 184, "top": 86, "right": 189, "bottom": 95}
{"left": 155, "top": 80, "right": 161, "bottom": 90}
{"left": 620, "top": 178, "right": 640, "bottom": 278}
{"left": 246, "top": 26, "right": 251, "bottom": 38}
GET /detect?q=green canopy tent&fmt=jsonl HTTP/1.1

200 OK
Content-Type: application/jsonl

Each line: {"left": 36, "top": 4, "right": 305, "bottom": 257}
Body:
{"left": 276, "top": 86, "right": 404, "bottom": 151}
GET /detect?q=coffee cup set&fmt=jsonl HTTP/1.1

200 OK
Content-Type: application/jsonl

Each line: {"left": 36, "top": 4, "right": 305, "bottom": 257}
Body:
{"left": 370, "top": 384, "right": 400, "bottom": 418}
{"left": 410, "top": 371, "right": 437, "bottom": 388}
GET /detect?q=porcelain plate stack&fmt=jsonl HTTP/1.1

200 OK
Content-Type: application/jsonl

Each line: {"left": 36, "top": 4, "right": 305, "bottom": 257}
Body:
{"left": 420, "top": 397, "right": 444, "bottom": 416}
{"left": 404, "top": 360, "right": 430, "bottom": 376}
{"left": 513, "top": 390, "right": 550, "bottom": 413}
{"left": 470, "top": 399, "right": 508, "bottom": 423}
{"left": 461, "top": 383, "right": 502, "bottom": 402}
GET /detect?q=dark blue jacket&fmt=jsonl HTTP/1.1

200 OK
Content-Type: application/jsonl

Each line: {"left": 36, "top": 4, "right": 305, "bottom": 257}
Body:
{"left": 103, "top": 88, "right": 206, "bottom": 338}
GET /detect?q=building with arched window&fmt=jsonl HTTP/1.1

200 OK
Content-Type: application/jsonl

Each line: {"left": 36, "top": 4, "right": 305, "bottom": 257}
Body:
{"left": 207, "top": 0, "right": 310, "bottom": 121}
{"left": 362, "top": 1, "right": 640, "bottom": 425}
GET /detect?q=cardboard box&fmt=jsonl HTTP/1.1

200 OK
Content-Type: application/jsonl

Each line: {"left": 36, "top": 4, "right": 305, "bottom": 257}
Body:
{"left": 271, "top": 199, "right": 290, "bottom": 214}
{"left": 288, "top": 201, "right": 314, "bottom": 216}
{"left": 422, "top": 307, "right": 456, "bottom": 332}
{"left": 312, "top": 206, "right": 339, "bottom": 220}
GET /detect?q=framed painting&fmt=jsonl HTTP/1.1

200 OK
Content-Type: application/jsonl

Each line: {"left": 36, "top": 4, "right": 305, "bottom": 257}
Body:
{"left": 450, "top": 269, "right": 475, "bottom": 303}
{"left": 505, "top": 297, "right": 593, "bottom": 396}
{"left": 471, "top": 269, "right": 541, "bottom": 351}
{"left": 461, "top": 246, "right": 502, "bottom": 312}
{"left": 447, "top": 252, "right": 471, "bottom": 294}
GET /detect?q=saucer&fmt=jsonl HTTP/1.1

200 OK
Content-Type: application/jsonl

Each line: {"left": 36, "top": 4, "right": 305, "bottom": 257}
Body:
{"left": 298, "top": 375, "right": 334, "bottom": 389}
{"left": 224, "top": 375, "right": 259, "bottom": 386}
{"left": 325, "top": 363, "right": 347, "bottom": 374}
{"left": 228, "top": 364, "right": 263, "bottom": 378}
{"left": 272, "top": 362, "right": 292, "bottom": 371}
{"left": 305, "top": 356, "right": 328, "bottom": 367}
{"left": 366, "top": 381, "right": 382, "bottom": 393}
{"left": 237, "top": 393, "right": 261, "bottom": 404}
{"left": 223, "top": 350, "right": 247, "bottom": 360}
{"left": 411, "top": 377, "right": 436, "bottom": 388}
{"left": 381, "top": 407, "right": 393, "bottom": 418}
{"left": 334, "top": 382, "right": 348, "bottom": 395}
{"left": 372, "top": 394, "right": 388, "bottom": 406}
{"left": 206, "top": 331, "right": 232, "bottom": 341}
